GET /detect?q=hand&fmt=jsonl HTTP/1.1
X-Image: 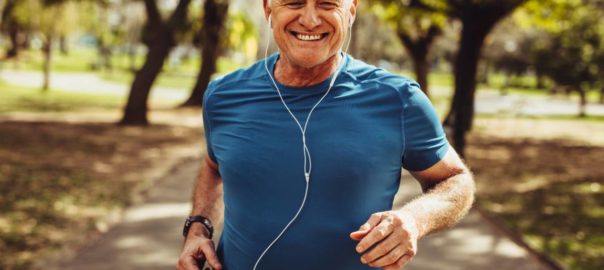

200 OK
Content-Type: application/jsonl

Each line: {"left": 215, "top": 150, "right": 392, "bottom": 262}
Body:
{"left": 177, "top": 225, "right": 222, "bottom": 270}
{"left": 349, "top": 211, "right": 419, "bottom": 270}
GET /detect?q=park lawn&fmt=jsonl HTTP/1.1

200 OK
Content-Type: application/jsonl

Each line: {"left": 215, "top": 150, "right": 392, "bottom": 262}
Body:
{"left": 469, "top": 117, "right": 604, "bottom": 270}
{"left": 0, "top": 120, "right": 202, "bottom": 270}
{"left": 0, "top": 80, "right": 124, "bottom": 113}
{"left": 3, "top": 47, "right": 244, "bottom": 90}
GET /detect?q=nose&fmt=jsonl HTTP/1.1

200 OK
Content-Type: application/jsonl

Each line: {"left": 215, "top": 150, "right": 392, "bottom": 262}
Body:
{"left": 298, "top": 6, "right": 321, "bottom": 29}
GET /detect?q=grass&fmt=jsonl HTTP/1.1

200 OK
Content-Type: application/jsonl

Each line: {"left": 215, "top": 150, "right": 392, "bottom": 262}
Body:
{"left": 3, "top": 47, "right": 245, "bottom": 90}
{"left": 0, "top": 80, "right": 125, "bottom": 113}
{"left": 0, "top": 121, "right": 201, "bottom": 270}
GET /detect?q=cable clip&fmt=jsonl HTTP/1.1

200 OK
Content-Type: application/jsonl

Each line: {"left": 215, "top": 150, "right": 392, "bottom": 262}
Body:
{"left": 304, "top": 172, "right": 310, "bottom": 182}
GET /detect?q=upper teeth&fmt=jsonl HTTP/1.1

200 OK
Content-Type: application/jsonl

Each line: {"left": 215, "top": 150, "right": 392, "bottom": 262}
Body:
{"left": 297, "top": 34, "right": 322, "bottom": 41}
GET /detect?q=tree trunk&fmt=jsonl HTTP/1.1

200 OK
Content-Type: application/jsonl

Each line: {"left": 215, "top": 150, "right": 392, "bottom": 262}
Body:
{"left": 42, "top": 35, "right": 53, "bottom": 91}
{"left": 398, "top": 25, "right": 441, "bottom": 97}
{"left": 181, "top": 0, "right": 229, "bottom": 107}
{"left": 412, "top": 54, "right": 429, "bottom": 96}
{"left": 6, "top": 24, "right": 19, "bottom": 58}
{"left": 578, "top": 87, "right": 587, "bottom": 117}
{"left": 445, "top": 15, "right": 497, "bottom": 157}
{"left": 59, "top": 34, "right": 68, "bottom": 55}
{"left": 120, "top": 35, "right": 173, "bottom": 125}
{"left": 119, "top": 0, "right": 191, "bottom": 125}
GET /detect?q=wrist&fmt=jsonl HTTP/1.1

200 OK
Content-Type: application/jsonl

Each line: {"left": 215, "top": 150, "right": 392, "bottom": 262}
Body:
{"left": 187, "top": 222, "right": 211, "bottom": 239}
{"left": 395, "top": 210, "right": 421, "bottom": 239}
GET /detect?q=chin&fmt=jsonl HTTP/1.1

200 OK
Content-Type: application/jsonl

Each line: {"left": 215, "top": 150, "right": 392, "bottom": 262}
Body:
{"left": 288, "top": 52, "right": 334, "bottom": 68}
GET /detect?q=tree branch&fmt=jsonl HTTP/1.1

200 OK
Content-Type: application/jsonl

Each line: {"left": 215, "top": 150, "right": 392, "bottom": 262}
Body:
{"left": 143, "top": 0, "right": 162, "bottom": 27}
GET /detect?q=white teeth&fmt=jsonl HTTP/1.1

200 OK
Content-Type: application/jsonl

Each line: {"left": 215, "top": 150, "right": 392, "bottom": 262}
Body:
{"left": 296, "top": 33, "right": 322, "bottom": 41}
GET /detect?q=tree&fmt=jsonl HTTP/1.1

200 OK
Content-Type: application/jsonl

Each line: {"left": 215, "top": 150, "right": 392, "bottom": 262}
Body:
{"left": 372, "top": 0, "right": 447, "bottom": 96}
{"left": 119, "top": 0, "right": 192, "bottom": 125}
{"left": 409, "top": 0, "right": 528, "bottom": 156}
{"left": 527, "top": 0, "right": 604, "bottom": 116}
{"left": 181, "top": 0, "right": 229, "bottom": 107}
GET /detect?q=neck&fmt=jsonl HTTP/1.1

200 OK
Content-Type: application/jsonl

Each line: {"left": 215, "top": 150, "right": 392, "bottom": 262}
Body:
{"left": 274, "top": 53, "right": 342, "bottom": 87}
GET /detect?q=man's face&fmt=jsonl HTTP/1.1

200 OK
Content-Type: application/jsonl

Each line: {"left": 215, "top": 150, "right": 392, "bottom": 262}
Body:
{"left": 265, "top": 0, "right": 356, "bottom": 69}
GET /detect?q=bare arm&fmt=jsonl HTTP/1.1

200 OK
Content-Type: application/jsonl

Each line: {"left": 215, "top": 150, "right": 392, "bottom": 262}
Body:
{"left": 189, "top": 154, "right": 224, "bottom": 238}
{"left": 351, "top": 147, "right": 475, "bottom": 269}
{"left": 177, "top": 154, "right": 224, "bottom": 270}
{"left": 400, "top": 146, "right": 475, "bottom": 238}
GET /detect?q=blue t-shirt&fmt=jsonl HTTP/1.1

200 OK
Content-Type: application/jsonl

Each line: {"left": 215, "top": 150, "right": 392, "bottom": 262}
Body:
{"left": 202, "top": 53, "right": 449, "bottom": 270}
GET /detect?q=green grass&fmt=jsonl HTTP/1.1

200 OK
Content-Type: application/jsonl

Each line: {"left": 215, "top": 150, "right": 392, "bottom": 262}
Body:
{"left": 4, "top": 47, "right": 245, "bottom": 90}
{"left": 0, "top": 80, "right": 125, "bottom": 113}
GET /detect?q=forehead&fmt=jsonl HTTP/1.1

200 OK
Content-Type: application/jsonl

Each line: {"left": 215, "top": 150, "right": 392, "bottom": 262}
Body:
{"left": 269, "top": 0, "right": 351, "bottom": 4}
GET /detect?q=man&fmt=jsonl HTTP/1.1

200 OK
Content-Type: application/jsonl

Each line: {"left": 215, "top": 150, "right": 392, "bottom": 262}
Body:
{"left": 177, "top": 0, "right": 475, "bottom": 269}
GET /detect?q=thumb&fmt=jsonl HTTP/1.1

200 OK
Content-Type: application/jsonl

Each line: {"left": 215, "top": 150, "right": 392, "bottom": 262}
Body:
{"left": 349, "top": 223, "right": 371, "bottom": 240}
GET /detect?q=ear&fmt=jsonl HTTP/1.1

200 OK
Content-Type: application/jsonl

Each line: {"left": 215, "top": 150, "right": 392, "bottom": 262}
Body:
{"left": 348, "top": 0, "right": 358, "bottom": 26}
{"left": 263, "top": 0, "right": 271, "bottom": 21}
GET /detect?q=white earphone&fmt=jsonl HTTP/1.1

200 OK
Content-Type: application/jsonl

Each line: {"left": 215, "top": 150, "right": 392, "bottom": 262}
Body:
{"left": 268, "top": 14, "right": 272, "bottom": 28}
{"left": 253, "top": 11, "right": 353, "bottom": 270}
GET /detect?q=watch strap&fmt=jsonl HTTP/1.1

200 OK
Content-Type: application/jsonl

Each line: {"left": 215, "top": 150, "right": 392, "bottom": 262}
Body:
{"left": 183, "top": 215, "right": 213, "bottom": 238}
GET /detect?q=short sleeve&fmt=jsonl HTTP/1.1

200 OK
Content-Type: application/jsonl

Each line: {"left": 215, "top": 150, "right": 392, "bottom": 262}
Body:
{"left": 202, "top": 81, "right": 218, "bottom": 163}
{"left": 401, "top": 81, "right": 449, "bottom": 171}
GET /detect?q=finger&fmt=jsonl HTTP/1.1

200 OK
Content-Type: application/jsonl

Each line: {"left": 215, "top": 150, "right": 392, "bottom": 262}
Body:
{"left": 368, "top": 244, "right": 405, "bottom": 268}
{"left": 350, "top": 230, "right": 368, "bottom": 240}
{"left": 360, "top": 231, "right": 401, "bottom": 264}
{"left": 199, "top": 241, "right": 222, "bottom": 270}
{"left": 383, "top": 254, "right": 413, "bottom": 270}
{"left": 356, "top": 216, "right": 394, "bottom": 253}
{"left": 350, "top": 213, "right": 383, "bottom": 241}
{"left": 178, "top": 253, "right": 202, "bottom": 270}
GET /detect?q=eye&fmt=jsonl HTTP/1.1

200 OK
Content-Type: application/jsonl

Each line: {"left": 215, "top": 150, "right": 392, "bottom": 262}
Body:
{"left": 285, "top": 1, "right": 305, "bottom": 9}
{"left": 319, "top": 1, "right": 339, "bottom": 9}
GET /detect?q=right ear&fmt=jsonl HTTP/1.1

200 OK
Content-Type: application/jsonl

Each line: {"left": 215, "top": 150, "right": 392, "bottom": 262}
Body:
{"left": 263, "top": 0, "right": 271, "bottom": 22}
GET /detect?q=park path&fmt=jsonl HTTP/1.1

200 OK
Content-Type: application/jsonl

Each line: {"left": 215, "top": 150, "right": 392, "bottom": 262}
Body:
{"left": 3, "top": 69, "right": 604, "bottom": 117}
{"left": 45, "top": 159, "right": 549, "bottom": 270}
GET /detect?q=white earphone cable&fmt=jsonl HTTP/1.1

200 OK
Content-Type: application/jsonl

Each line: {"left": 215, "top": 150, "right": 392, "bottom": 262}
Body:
{"left": 253, "top": 15, "right": 353, "bottom": 270}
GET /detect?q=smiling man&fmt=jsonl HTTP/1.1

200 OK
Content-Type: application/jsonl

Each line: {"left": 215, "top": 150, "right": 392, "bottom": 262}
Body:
{"left": 176, "top": 0, "right": 475, "bottom": 270}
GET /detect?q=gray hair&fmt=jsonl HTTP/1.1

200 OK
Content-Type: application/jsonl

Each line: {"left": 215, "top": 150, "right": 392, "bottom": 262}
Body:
{"left": 267, "top": 0, "right": 353, "bottom": 7}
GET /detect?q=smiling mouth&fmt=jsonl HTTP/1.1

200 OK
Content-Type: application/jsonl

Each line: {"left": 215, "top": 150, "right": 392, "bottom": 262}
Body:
{"left": 290, "top": 31, "right": 329, "bottom": 41}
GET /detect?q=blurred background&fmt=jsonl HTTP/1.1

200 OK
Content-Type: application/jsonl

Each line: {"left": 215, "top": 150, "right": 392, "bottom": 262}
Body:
{"left": 0, "top": 0, "right": 603, "bottom": 269}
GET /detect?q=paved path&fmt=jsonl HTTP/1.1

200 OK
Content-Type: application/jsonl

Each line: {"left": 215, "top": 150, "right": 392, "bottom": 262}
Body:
{"left": 48, "top": 159, "right": 549, "bottom": 270}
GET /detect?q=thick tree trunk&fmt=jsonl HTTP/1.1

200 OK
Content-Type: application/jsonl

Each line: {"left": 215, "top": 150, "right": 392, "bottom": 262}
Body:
{"left": 445, "top": 15, "right": 497, "bottom": 157}
{"left": 119, "top": 0, "right": 191, "bottom": 125}
{"left": 42, "top": 35, "right": 53, "bottom": 91}
{"left": 120, "top": 35, "right": 173, "bottom": 125}
{"left": 398, "top": 26, "right": 440, "bottom": 97}
{"left": 181, "top": 0, "right": 229, "bottom": 107}
{"left": 7, "top": 24, "right": 19, "bottom": 58}
{"left": 412, "top": 54, "right": 429, "bottom": 95}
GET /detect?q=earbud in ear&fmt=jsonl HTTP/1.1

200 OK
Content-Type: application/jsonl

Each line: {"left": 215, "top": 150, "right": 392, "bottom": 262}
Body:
{"left": 349, "top": 16, "right": 354, "bottom": 26}
{"left": 268, "top": 14, "right": 272, "bottom": 28}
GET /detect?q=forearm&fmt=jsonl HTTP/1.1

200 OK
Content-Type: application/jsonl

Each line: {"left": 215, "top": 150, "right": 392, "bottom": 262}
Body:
{"left": 188, "top": 156, "right": 224, "bottom": 238}
{"left": 395, "top": 171, "right": 475, "bottom": 239}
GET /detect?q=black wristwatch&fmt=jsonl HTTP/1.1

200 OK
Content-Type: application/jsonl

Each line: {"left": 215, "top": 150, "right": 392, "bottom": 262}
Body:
{"left": 183, "top": 215, "right": 213, "bottom": 238}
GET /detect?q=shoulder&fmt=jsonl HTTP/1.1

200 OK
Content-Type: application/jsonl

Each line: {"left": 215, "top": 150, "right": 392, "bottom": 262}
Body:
{"left": 204, "top": 58, "right": 269, "bottom": 103}
{"left": 342, "top": 55, "right": 424, "bottom": 105}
